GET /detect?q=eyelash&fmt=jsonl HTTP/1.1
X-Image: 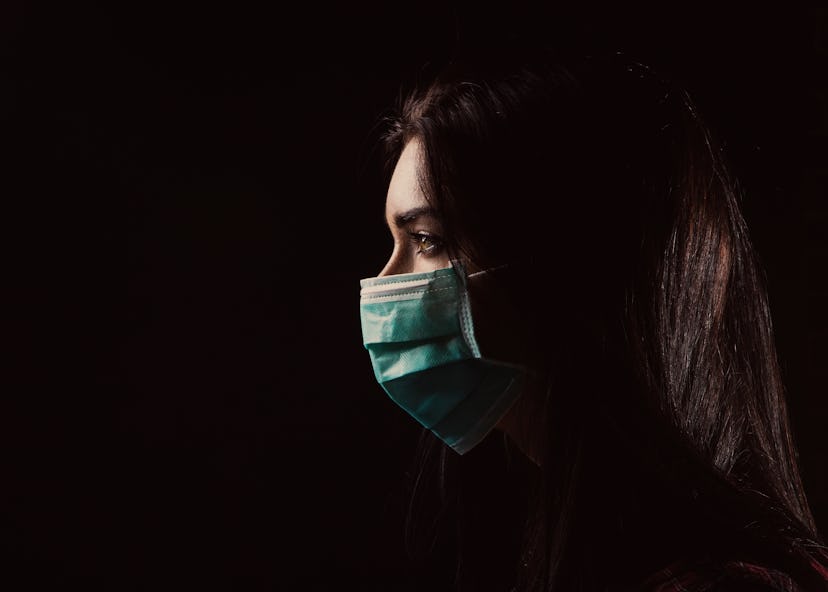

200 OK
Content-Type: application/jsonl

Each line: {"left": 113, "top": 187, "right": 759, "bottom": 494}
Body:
{"left": 408, "top": 231, "right": 444, "bottom": 257}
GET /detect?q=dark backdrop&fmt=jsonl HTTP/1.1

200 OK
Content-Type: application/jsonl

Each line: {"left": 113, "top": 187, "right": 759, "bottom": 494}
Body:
{"left": 4, "top": 2, "right": 827, "bottom": 591}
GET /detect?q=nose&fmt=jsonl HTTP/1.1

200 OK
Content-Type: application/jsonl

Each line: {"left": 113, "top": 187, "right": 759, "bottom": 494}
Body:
{"left": 378, "top": 247, "right": 406, "bottom": 277}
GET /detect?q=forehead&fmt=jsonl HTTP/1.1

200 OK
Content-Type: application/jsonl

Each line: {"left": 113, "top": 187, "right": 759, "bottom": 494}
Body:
{"left": 385, "top": 139, "right": 428, "bottom": 218}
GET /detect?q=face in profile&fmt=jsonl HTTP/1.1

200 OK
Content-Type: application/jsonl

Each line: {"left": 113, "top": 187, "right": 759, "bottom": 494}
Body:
{"left": 378, "top": 139, "right": 450, "bottom": 277}
{"left": 358, "top": 136, "right": 536, "bottom": 456}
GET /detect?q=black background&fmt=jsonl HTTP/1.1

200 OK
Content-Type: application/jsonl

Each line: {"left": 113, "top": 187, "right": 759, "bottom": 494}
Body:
{"left": 4, "top": 2, "right": 828, "bottom": 591}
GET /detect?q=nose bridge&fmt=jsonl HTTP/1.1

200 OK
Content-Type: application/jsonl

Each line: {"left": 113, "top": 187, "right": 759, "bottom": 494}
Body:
{"left": 378, "top": 244, "right": 404, "bottom": 277}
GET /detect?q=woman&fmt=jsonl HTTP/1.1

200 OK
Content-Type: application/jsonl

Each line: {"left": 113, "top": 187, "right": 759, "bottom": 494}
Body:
{"left": 358, "top": 43, "right": 828, "bottom": 591}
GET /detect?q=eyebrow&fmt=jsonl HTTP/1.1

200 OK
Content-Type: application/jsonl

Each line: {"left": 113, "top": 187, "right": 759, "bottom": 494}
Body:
{"left": 389, "top": 206, "right": 437, "bottom": 229}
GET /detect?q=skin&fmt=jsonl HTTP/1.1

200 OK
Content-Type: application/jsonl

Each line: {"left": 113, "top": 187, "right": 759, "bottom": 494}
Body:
{"left": 379, "top": 138, "right": 450, "bottom": 277}
{"left": 378, "top": 139, "right": 542, "bottom": 463}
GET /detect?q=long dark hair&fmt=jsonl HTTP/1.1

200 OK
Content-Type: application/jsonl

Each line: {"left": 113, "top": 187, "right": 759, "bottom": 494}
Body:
{"left": 379, "top": 44, "right": 828, "bottom": 591}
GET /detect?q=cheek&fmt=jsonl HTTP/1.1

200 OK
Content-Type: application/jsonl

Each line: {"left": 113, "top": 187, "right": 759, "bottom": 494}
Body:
{"left": 424, "top": 251, "right": 451, "bottom": 272}
{"left": 467, "top": 277, "right": 531, "bottom": 366}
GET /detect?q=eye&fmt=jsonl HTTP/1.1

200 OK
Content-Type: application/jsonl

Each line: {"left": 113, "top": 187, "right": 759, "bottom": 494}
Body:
{"left": 409, "top": 231, "right": 444, "bottom": 257}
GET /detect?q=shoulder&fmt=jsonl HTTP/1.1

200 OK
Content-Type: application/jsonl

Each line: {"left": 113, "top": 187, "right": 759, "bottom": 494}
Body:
{"left": 639, "top": 557, "right": 808, "bottom": 592}
{"left": 714, "top": 561, "right": 802, "bottom": 591}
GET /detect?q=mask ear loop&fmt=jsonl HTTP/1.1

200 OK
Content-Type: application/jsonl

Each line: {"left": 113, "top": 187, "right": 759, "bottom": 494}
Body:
{"left": 466, "top": 263, "right": 511, "bottom": 279}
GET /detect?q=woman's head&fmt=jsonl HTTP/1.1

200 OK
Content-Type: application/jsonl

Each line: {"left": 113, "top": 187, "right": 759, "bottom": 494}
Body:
{"left": 379, "top": 47, "right": 684, "bottom": 367}
{"left": 380, "top": 44, "right": 776, "bottom": 468}
{"left": 371, "top": 44, "right": 825, "bottom": 590}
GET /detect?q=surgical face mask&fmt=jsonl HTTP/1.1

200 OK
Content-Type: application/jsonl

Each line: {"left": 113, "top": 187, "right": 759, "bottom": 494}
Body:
{"left": 359, "top": 261, "right": 525, "bottom": 455}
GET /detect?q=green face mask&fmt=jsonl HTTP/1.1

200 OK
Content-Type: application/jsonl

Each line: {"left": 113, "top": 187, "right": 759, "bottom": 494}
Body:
{"left": 359, "top": 262, "right": 524, "bottom": 455}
